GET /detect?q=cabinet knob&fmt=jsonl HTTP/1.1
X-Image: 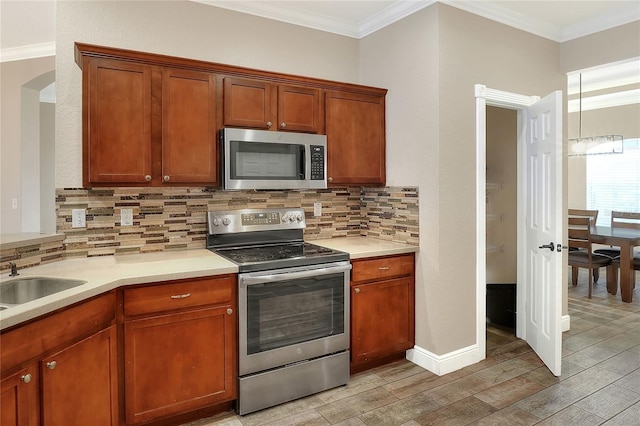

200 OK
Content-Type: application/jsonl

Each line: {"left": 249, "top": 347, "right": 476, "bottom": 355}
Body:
{"left": 328, "top": 177, "right": 333, "bottom": 183}
{"left": 266, "top": 121, "right": 272, "bottom": 128}
{"left": 163, "top": 175, "right": 170, "bottom": 182}
{"left": 354, "top": 288, "right": 360, "bottom": 294}
{"left": 21, "top": 374, "right": 32, "bottom": 383}
{"left": 378, "top": 266, "right": 390, "bottom": 270}
{"left": 280, "top": 122, "right": 286, "bottom": 128}
{"left": 227, "top": 308, "right": 233, "bottom": 315}
{"left": 46, "top": 361, "right": 57, "bottom": 370}
{"left": 145, "top": 175, "right": 152, "bottom": 182}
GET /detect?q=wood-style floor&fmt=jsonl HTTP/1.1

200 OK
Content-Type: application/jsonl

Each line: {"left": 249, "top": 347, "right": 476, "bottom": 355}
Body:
{"left": 187, "top": 271, "right": 640, "bottom": 426}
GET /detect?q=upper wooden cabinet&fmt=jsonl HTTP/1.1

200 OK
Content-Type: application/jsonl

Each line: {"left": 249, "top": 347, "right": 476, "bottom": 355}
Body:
{"left": 325, "top": 91, "right": 386, "bottom": 186}
{"left": 78, "top": 51, "right": 219, "bottom": 187}
{"left": 76, "top": 43, "right": 387, "bottom": 188}
{"left": 223, "top": 77, "right": 322, "bottom": 133}
{"left": 85, "top": 58, "right": 153, "bottom": 185}
{"left": 162, "top": 68, "right": 218, "bottom": 184}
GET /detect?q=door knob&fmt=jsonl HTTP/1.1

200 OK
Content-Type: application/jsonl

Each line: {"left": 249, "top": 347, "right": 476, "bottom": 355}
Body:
{"left": 538, "top": 242, "right": 555, "bottom": 251}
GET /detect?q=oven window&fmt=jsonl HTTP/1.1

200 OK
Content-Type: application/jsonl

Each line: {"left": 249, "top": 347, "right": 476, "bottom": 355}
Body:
{"left": 230, "top": 141, "right": 304, "bottom": 180}
{"left": 246, "top": 273, "right": 345, "bottom": 354}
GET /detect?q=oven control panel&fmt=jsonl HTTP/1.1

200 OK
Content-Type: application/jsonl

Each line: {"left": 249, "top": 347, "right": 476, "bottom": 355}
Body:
{"left": 207, "top": 208, "right": 306, "bottom": 234}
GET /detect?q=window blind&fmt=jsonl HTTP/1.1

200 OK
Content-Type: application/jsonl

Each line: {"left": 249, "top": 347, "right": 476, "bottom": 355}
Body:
{"left": 586, "top": 139, "right": 640, "bottom": 226}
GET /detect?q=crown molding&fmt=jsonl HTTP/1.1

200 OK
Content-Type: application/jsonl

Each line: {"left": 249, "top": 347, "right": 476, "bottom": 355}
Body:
{"left": 442, "top": 1, "right": 640, "bottom": 42}
{"left": 568, "top": 89, "right": 640, "bottom": 112}
{"left": 359, "top": 1, "right": 435, "bottom": 38}
{"left": 193, "top": 0, "right": 361, "bottom": 38}
{"left": 0, "top": 42, "right": 56, "bottom": 63}
{"left": 443, "top": 0, "right": 562, "bottom": 41}
{"left": 561, "top": 6, "right": 640, "bottom": 42}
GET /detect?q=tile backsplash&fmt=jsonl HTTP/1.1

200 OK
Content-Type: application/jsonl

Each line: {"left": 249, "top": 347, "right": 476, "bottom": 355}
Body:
{"left": 1, "top": 186, "right": 418, "bottom": 271}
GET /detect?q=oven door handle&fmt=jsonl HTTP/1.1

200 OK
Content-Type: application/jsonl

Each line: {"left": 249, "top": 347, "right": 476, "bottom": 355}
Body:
{"left": 241, "top": 264, "right": 352, "bottom": 285}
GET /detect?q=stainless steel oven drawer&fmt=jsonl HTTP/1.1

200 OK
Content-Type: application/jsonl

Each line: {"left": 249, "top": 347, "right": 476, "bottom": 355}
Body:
{"left": 238, "top": 350, "right": 349, "bottom": 415}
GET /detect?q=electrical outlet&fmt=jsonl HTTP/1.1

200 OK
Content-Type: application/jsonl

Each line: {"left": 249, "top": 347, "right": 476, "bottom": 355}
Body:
{"left": 72, "top": 209, "right": 86, "bottom": 228}
{"left": 314, "top": 202, "right": 322, "bottom": 217}
{"left": 121, "top": 208, "right": 133, "bottom": 226}
{"left": 11, "top": 198, "right": 18, "bottom": 210}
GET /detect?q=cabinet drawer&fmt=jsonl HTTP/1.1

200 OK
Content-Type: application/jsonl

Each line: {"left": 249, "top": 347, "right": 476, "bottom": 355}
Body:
{"left": 351, "top": 254, "right": 414, "bottom": 283}
{"left": 124, "top": 275, "right": 234, "bottom": 317}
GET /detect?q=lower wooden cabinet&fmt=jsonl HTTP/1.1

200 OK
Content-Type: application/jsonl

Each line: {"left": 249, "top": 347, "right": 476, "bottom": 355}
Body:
{"left": 122, "top": 275, "right": 237, "bottom": 425}
{"left": 0, "top": 365, "right": 39, "bottom": 426}
{"left": 41, "top": 326, "right": 118, "bottom": 425}
{"left": 350, "top": 254, "right": 415, "bottom": 372}
{"left": 0, "top": 293, "right": 117, "bottom": 426}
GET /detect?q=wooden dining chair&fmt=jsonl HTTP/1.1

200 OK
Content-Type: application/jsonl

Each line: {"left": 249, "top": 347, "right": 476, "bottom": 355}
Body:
{"left": 568, "top": 217, "right": 613, "bottom": 298}
{"left": 568, "top": 209, "right": 600, "bottom": 282}
{"left": 604, "top": 211, "right": 640, "bottom": 290}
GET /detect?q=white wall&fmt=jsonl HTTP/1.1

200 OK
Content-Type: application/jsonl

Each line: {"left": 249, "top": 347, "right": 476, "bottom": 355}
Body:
{"left": 362, "top": 3, "right": 564, "bottom": 355}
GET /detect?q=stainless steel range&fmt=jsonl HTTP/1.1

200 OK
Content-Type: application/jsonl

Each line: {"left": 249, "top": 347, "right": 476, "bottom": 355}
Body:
{"left": 206, "top": 208, "right": 351, "bottom": 415}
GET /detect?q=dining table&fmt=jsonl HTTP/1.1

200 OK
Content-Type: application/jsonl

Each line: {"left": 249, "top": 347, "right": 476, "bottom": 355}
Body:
{"left": 591, "top": 225, "right": 640, "bottom": 302}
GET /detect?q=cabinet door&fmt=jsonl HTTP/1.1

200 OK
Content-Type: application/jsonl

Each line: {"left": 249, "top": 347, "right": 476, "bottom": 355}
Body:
{"left": 223, "top": 77, "right": 275, "bottom": 129}
{"left": 41, "top": 326, "right": 118, "bottom": 426}
{"left": 1, "top": 366, "right": 39, "bottom": 426}
{"left": 351, "top": 277, "right": 415, "bottom": 365}
{"left": 162, "top": 68, "right": 218, "bottom": 185}
{"left": 124, "top": 307, "right": 236, "bottom": 424}
{"left": 277, "top": 84, "right": 322, "bottom": 133}
{"left": 85, "top": 59, "right": 153, "bottom": 185}
{"left": 325, "top": 91, "right": 386, "bottom": 186}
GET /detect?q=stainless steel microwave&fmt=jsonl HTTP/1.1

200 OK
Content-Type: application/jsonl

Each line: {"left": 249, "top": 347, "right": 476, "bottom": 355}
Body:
{"left": 221, "top": 128, "right": 327, "bottom": 190}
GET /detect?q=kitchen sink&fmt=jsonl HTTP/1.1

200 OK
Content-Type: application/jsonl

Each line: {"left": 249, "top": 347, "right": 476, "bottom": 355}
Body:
{"left": 0, "top": 277, "right": 87, "bottom": 306}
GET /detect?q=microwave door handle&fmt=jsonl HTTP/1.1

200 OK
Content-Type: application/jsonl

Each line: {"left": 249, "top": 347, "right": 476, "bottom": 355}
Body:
{"left": 299, "top": 146, "right": 305, "bottom": 180}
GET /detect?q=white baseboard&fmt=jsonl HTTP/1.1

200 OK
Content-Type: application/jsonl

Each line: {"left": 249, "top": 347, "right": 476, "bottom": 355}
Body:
{"left": 406, "top": 343, "right": 481, "bottom": 376}
{"left": 562, "top": 314, "right": 570, "bottom": 332}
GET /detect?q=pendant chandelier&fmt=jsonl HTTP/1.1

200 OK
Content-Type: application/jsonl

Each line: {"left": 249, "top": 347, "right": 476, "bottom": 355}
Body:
{"left": 568, "top": 73, "right": 623, "bottom": 156}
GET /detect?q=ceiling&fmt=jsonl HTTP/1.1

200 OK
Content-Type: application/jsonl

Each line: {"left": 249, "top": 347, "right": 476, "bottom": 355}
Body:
{"left": 2, "top": 0, "right": 640, "bottom": 58}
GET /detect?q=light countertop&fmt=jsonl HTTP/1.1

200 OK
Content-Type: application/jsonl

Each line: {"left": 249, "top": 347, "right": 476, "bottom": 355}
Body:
{"left": 0, "top": 249, "right": 237, "bottom": 330}
{"left": 1, "top": 237, "right": 418, "bottom": 330}
{"left": 312, "top": 237, "right": 418, "bottom": 259}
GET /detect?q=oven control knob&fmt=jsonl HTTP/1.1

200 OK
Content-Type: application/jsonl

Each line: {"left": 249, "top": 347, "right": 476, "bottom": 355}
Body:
{"left": 296, "top": 214, "right": 303, "bottom": 222}
{"left": 212, "top": 218, "right": 219, "bottom": 226}
{"left": 222, "top": 217, "right": 230, "bottom": 226}
{"left": 289, "top": 215, "right": 295, "bottom": 223}
{"left": 281, "top": 215, "right": 288, "bottom": 223}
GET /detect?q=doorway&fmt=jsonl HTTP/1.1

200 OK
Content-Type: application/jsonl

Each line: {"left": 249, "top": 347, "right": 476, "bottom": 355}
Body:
{"left": 474, "top": 85, "right": 564, "bottom": 376}
{"left": 485, "top": 106, "right": 518, "bottom": 340}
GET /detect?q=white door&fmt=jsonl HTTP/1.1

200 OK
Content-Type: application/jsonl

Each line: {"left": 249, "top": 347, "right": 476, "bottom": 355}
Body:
{"left": 522, "top": 91, "right": 563, "bottom": 376}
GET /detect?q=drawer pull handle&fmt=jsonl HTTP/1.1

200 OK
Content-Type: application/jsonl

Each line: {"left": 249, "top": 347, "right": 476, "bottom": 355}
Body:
{"left": 21, "top": 374, "right": 32, "bottom": 383}
{"left": 170, "top": 293, "right": 191, "bottom": 299}
{"left": 378, "top": 266, "right": 391, "bottom": 270}
{"left": 46, "top": 361, "right": 57, "bottom": 370}
{"left": 354, "top": 288, "right": 360, "bottom": 294}
{"left": 227, "top": 308, "right": 233, "bottom": 315}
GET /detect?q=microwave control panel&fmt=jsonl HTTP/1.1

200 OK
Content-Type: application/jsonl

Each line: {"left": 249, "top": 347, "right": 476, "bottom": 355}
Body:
{"left": 310, "top": 145, "right": 325, "bottom": 180}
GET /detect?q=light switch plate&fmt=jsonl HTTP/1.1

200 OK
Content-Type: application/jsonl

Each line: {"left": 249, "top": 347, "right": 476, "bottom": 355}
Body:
{"left": 121, "top": 208, "right": 133, "bottom": 226}
{"left": 314, "top": 202, "right": 322, "bottom": 217}
{"left": 72, "top": 209, "right": 86, "bottom": 228}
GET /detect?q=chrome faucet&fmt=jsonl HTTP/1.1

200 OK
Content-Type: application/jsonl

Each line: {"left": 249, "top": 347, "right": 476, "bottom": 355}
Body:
{"left": 8, "top": 262, "right": 19, "bottom": 277}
